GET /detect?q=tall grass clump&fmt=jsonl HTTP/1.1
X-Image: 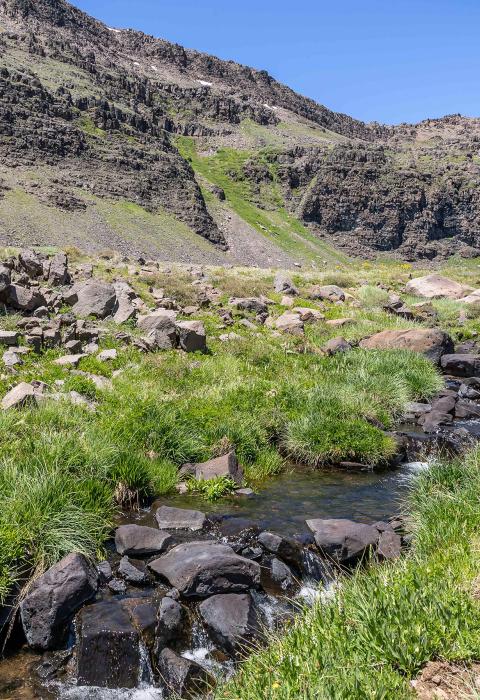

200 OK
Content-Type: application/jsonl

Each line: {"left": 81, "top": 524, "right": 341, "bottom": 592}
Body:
{"left": 216, "top": 450, "right": 480, "bottom": 700}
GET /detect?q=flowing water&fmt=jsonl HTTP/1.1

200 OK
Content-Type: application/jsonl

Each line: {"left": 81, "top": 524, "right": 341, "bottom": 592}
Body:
{"left": 145, "top": 462, "right": 428, "bottom": 538}
{"left": 0, "top": 461, "right": 427, "bottom": 699}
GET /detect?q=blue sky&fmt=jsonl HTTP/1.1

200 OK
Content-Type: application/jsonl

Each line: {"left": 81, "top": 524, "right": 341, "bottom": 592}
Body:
{"left": 74, "top": 0, "right": 480, "bottom": 125}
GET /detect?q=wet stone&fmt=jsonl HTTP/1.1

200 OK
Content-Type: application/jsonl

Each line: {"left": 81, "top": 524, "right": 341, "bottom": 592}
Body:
{"left": 155, "top": 505, "right": 206, "bottom": 531}
{"left": 148, "top": 541, "right": 261, "bottom": 598}
{"left": 76, "top": 600, "right": 141, "bottom": 689}
{"left": 118, "top": 556, "right": 146, "bottom": 585}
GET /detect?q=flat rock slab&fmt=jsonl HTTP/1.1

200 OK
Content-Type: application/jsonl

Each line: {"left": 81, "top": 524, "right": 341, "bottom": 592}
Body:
{"left": 54, "top": 353, "right": 87, "bottom": 368}
{"left": 2, "top": 382, "right": 38, "bottom": 410}
{"left": 306, "top": 518, "right": 379, "bottom": 563}
{"left": 115, "top": 524, "right": 173, "bottom": 556}
{"left": 148, "top": 541, "right": 261, "bottom": 598}
{"left": 155, "top": 505, "right": 206, "bottom": 531}
{"left": 137, "top": 310, "right": 177, "bottom": 333}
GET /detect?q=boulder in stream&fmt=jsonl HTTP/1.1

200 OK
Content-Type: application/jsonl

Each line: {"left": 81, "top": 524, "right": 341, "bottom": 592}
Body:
{"left": 115, "top": 524, "right": 174, "bottom": 556}
{"left": 306, "top": 518, "right": 379, "bottom": 564}
{"left": 148, "top": 541, "right": 261, "bottom": 598}
{"left": 198, "top": 593, "right": 260, "bottom": 657}
{"left": 76, "top": 600, "right": 141, "bottom": 689}
{"left": 157, "top": 648, "right": 213, "bottom": 698}
{"left": 155, "top": 505, "right": 206, "bottom": 531}
{"left": 20, "top": 552, "right": 98, "bottom": 650}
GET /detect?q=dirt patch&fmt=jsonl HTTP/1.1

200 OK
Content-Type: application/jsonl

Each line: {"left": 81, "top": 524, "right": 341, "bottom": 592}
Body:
{"left": 412, "top": 661, "right": 480, "bottom": 699}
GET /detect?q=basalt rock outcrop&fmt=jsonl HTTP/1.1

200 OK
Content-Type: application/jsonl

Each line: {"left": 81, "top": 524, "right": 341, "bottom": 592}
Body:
{"left": 1, "top": 0, "right": 480, "bottom": 261}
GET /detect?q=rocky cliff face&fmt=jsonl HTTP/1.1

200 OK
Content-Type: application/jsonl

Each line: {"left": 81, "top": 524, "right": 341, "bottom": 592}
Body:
{"left": 0, "top": 0, "right": 479, "bottom": 261}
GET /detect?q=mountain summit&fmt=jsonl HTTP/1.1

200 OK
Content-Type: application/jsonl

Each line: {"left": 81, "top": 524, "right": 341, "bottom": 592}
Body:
{"left": 0, "top": 0, "right": 479, "bottom": 263}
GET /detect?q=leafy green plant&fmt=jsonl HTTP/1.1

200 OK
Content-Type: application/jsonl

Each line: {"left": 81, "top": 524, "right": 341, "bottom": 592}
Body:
{"left": 186, "top": 476, "right": 237, "bottom": 501}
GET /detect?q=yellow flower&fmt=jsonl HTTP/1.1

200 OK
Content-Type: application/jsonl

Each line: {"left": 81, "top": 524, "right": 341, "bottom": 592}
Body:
{"left": 272, "top": 682, "right": 280, "bottom": 689}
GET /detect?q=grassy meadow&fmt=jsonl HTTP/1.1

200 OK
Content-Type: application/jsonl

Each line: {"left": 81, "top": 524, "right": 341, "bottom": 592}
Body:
{"left": 0, "top": 253, "right": 480, "bottom": 690}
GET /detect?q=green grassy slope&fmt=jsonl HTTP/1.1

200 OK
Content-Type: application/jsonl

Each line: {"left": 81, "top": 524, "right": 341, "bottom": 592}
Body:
{"left": 176, "top": 137, "right": 348, "bottom": 266}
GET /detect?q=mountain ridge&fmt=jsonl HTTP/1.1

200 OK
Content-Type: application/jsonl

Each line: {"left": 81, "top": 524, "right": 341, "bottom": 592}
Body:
{"left": 1, "top": 0, "right": 480, "bottom": 263}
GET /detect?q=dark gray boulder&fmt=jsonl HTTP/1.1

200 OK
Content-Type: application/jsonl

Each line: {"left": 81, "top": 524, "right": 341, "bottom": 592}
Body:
{"left": 137, "top": 310, "right": 177, "bottom": 333}
{"left": 76, "top": 600, "right": 140, "bottom": 689}
{"left": 176, "top": 320, "right": 207, "bottom": 352}
{"left": 420, "top": 409, "right": 453, "bottom": 433}
{"left": 147, "top": 327, "right": 178, "bottom": 350}
{"left": 47, "top": 253, "right": 70, "bottom": 286}
{"left": 0, "top": 330, "right": 19, "bottom": 346}
{"left": 270, "top": 558, "right": 294, "bottom": 590}
{"left": 6, "top": 285, "right": 46, "bottom": 312}
{"left": 441, "top": 354, "right": 480, "bottom": 377}
{"left": 306, "top": 518, "right": 379, "bottom": 563}
{"left": 155, "top": 596, "right": 185, "bottom": 650}
{"left": 118, "top": 557, "right": 146, "bottom": 585}
{"left": 70, "top": 280, "right": 116, "bottom": 319}
{"left": 157, "top": 648, "right": 212, "bottom": 698}
{"left": 258, "top": 531, "right": 303, "bottom": 569}
{"left": 155, "top": 505, "right": 206, "bottom": 531}
{"left": 148, "top": 541, "right": 261, "bottom": 598}
{"left": 18, "top": 249, "right": 43, "bottom": 278}
{"left": 198, "top": 593, "right": 260, "bottom": 657}
{"left": 115, "top": 524, "right": 174, "bottom": 557}
{"left": 0, "top": 264, "right": 11, "bottom": 293}
{"left": 20, "top": 552, "right": 98, "bottom": 650}
{"left": 121, "top": 598, "right": 157, "bottom": 647}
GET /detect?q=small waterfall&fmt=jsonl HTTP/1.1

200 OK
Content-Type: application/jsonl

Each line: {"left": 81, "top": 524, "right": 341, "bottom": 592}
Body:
{"left": 301, "top": 548, "right": 335, "bottom": 585}
{"left": 54, "top": 644, "right": 161, "bottom": 700}
{"left": 181, "top": 618, "right": 235, "bottom": 679}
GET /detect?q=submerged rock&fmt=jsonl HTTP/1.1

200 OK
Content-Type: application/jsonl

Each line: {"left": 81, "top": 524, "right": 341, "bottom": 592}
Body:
{"left": 155, "top": 505, "right": 206, "bottom": 532}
